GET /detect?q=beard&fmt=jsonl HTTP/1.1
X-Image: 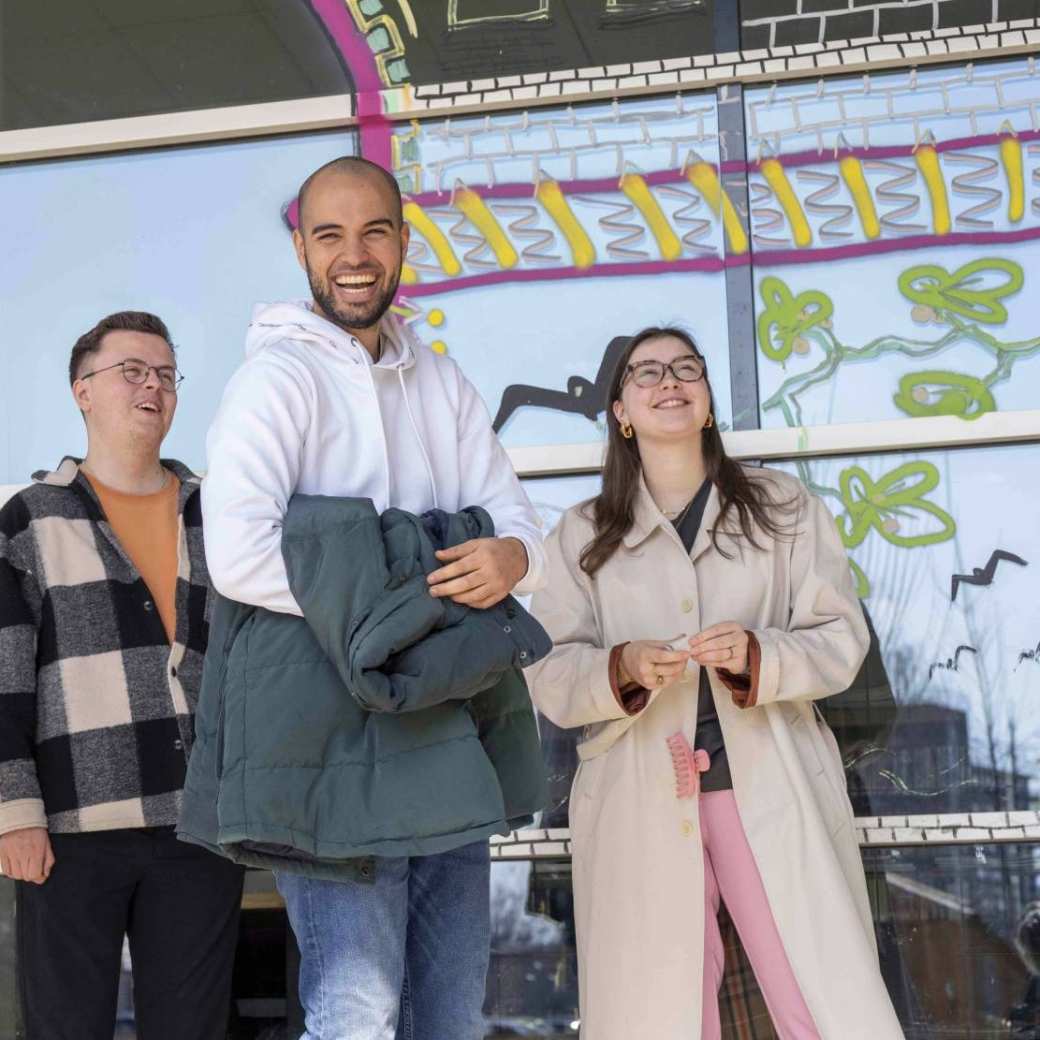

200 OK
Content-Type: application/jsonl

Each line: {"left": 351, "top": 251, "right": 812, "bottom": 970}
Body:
{"left": 307, "top": 261, "right": 401, "bottom": 334}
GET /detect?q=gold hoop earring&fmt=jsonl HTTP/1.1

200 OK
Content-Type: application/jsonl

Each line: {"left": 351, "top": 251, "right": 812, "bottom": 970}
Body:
{"left": 703, "top": 412, "right": 714, "bottom": 429}
{"left": 621, "top": 421, "right": 634, "bottom": 439}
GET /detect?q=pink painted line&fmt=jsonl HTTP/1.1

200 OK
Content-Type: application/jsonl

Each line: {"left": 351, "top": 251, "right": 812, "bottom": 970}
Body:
{"left": 307, "top": 0, "right": 392, "bottom": 169}
{"left": 398, "top": 255, "right": 729, "bottom": 297}
{"left": 751, "top": 225, "right": 1040, "bottom": 266}
{"left": 754, "top": 127, "right": 1040, "bottom": 171}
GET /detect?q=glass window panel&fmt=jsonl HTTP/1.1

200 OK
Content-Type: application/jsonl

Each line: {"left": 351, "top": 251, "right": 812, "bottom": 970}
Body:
{"left": 744, "top": 57, "right": 1040, "bottom": 430}
{"left": 781, "top": 442, "right": 1040, "bottom": 820}
{"left": 866, "top": 843, "right": 1040, "bottom": 1039}
{"left": 0, "top": 129, "right": 356, "bottom": 484}
{"left": 0, "top": 0, "right": 350, "bottom": 131}
{"left": 486, "top": 845, "right": 1040, "bottom": 1038}
{"left": 392, "top": 93, "right": 734, "bottom": 451}
{"left": 487, "top": 860, "right": 579, "bottom": 1038}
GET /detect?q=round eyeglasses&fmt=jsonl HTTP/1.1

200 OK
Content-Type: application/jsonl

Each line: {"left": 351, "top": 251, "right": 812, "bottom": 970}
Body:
{"left": 79, "top": 358, "right": 184, "bottom": 393}
{"left": 623, "top": 355, "right": 705, "bottom": 389}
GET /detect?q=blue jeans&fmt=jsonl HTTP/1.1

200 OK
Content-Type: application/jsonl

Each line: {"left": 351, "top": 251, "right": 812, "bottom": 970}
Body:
{"left": 276, "top": 841, "right": 491, "bottom": 1040}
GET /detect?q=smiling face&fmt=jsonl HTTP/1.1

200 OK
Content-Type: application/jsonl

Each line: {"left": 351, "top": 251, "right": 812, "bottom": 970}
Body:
{"left": 292, "top": 168, "right": 410, "bottom": 337}
{"left": 72, "top": 330, "right": 178, "bottom": 452}
{"left": 612, "top": 333, "right": 711, "bottom": 446}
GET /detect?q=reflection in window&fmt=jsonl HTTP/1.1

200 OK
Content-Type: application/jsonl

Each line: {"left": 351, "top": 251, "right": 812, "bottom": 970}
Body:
{"left": 867, "top": 844, "right": 1040, "bottom": 1039}
{"left": 789, "top": 443, "right": 1040, "bottom": 821}
{"left": 486, "top": 847, "right": 1040, "bottom": 1039}
{"left": 0, "top": 1, "right": 348, "bottom": 131}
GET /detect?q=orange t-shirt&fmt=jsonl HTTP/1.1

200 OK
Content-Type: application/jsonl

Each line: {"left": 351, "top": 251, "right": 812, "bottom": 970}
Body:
{"left": 86, "top": 471, "right": 181, "bottom": 644}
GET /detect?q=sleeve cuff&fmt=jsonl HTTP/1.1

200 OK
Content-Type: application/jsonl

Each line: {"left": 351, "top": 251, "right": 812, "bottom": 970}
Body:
{"left": 0, "top": 798, "right": 47, "bottom": 836}
{"left": 717, "top": 631, "right": 761, "bottom": 709}
{"left": 609, "top": 643, "right": 650, "bottom": 716}
{"left": 510, "top": 534, "right": 545, "bottom": 597}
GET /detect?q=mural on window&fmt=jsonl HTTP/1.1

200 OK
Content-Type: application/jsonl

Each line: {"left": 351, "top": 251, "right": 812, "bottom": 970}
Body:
{"left": 779, "top": 442, "right": 1040, "bottom": 822}
{"left": 746, "top": 56, "right": 1040, "bottom": 433}
{"left": 376, "top": 93, "right": 738, "bottom": 449}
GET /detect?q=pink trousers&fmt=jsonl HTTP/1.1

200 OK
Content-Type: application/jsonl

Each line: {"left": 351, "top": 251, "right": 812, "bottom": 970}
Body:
{"left": 700, "top": 789, "right": 821, "bottom": 1040}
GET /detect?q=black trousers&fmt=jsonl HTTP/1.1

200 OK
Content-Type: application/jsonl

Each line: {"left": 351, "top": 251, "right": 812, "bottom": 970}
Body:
{"left": 16, "top": 827, "right": 244, "bottom": 1040}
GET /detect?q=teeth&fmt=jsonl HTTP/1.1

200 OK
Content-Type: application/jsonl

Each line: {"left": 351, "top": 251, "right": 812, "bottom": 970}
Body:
{"left": 334, "top": 275, "right": 376, "bottom": 287}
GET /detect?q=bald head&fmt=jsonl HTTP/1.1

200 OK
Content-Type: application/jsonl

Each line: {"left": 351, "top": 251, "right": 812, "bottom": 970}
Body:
{"left": 291, "top": 156, "right": 410, "bottom": 350}
{"left": 296, "top": 157, "right": 403, "bottom": 232}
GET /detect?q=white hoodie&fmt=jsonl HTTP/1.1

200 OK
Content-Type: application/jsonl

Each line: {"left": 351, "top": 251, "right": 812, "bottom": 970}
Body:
{"left": 202, "top": 301, "right": 546, "bottom": 616}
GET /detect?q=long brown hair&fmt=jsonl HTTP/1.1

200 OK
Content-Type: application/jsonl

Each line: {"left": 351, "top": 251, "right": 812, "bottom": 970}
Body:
{"left": 579, "top": 326, "right": 796, "bottom": 577}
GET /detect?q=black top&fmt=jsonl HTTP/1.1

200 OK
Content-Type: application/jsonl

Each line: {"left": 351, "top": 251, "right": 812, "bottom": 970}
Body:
{"left": 673, "top": 479, "right": 733, "bottom": 793}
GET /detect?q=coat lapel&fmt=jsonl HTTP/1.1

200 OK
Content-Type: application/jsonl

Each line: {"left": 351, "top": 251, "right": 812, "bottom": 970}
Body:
{"left": 689, "top": 484, "right": 721, "bottom": 566}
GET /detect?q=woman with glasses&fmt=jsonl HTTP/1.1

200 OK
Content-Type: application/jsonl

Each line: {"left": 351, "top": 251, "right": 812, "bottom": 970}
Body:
{"left": 525, "top": 327, "right": 903, "bottom": 1039}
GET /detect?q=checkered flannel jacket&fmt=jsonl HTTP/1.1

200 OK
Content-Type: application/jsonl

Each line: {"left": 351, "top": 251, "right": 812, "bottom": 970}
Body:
{"left": 0, "top": 457, "right": 210, "bottom": 835}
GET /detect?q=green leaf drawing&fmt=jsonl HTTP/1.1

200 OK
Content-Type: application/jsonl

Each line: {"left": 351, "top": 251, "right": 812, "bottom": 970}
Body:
{"left": 837, "top": 461, "right": 956, "bottom": 549}
{"left": 893, "top": 370, "right": 996, "bottom": 421}
{"left": 756, "top": 276, "right": 833, "bottom": 362}
{"left": 898, "top": 258, "right": 1023, "bottom": 325}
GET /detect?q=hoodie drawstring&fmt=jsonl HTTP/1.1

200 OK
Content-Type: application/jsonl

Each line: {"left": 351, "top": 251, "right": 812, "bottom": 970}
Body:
{"left": 397, "top": 365, "right": 439, "bottom": 510}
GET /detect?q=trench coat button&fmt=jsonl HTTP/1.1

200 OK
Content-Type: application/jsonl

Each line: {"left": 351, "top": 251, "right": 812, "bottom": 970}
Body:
{"left": 681, "top": 598, "right": 693, "bottom": 613}
{"left": 503, "top": 625, "right": 512, "bottom": 634}
{"left": 143, "top": 600, "right": 154, "bottom": 612}
{"left": 173, "top": 739, "right": 183, "bottom": 751}
{"left": 519, "top": 651, "right": 528, "bottom": 660}
{"left": 681, "top": 819, "right": 694, "bottom": 837}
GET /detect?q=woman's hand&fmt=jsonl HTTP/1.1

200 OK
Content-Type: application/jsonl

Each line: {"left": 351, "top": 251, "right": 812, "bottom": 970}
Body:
{"left": 688, "top": 622, "right": 749, "bottom": 674}
{"left": 619, "top": 640, "right": 690, "bottom": 690}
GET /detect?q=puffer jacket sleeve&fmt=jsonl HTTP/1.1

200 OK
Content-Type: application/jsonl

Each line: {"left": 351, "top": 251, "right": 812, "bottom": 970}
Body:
{"left": 743, "top": 490, "right": 869, "bottom": 708}
{"left": 282, "top": 497, "right": 542, "bottom": 714}
{"left": 524, "top": 509, "right": 634, "bottom": 730}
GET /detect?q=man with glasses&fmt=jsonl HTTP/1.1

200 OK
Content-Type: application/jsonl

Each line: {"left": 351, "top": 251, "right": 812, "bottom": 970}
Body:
{"left": 0, "top": 311, "right": 243, "bottom": 1039}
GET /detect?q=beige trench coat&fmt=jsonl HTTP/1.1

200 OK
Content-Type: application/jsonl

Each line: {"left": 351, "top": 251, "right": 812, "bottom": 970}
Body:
{"left": 525, "top": 468, "right": 904, "bottom": 1040}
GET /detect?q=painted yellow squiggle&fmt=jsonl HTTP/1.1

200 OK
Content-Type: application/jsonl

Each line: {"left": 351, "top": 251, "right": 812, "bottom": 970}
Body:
{"left": 838, "top": 156, "right": 880, "bottom": 240}
{"left": 760, "top": 159, "right": 812, "bottom": 247}
{"left": 1000, "top": 133, "right": 1025, "bottom": 223}
{"left": 684, "top": 161, "right": 748, "bottom": 254}
{"left": 536, "top": 178, "right": 596, "bottom": 268}
{"left": 914, "top": 146, "right": 950, "bottom": 236}
{"left": 403, "top": 201, "right": 461, "bottom": 276}
{"left": 453, "top": 188, "right": 519, "bottom": 269}
{"left": 619, "top": 173, "right": 682, "bottom": 261}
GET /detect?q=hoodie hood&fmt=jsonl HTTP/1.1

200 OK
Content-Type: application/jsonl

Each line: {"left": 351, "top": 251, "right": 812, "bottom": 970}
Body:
{"left": 245, "top": 301, "right": 415, "bottom": 371}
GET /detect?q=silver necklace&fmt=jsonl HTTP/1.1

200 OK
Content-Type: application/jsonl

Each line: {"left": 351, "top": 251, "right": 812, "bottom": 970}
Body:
{"left": 663, "top": 496, "right": 695, "bottom": 526}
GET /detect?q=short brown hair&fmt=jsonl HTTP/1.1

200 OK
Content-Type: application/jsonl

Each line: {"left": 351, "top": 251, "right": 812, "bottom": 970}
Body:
{"left": 69, "top": 311, "right": 174, "bottom": 386}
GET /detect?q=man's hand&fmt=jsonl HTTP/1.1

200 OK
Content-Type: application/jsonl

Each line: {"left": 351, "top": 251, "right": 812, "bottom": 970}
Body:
{"left": 427, "top": 536, "right": 529, "bottom": 609}
{"left": 0, "top": 827, "right": 54, "bottom": 884}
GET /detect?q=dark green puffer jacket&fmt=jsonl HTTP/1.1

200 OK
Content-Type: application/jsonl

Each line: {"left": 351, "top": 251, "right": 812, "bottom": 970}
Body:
{"left": 178, "top": 496, "right": 549, "bottom": 881}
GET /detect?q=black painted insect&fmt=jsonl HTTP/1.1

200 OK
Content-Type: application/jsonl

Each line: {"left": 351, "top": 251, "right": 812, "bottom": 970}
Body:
{"left": 950, "top": 550, "right": 1028, "bottom": 602}
{"left": 492, "top": 336, "right": 630, "bottom": 433}
{"left": 927, "top": 644, "right": 978, "bottom": 680}
{"left": 1016, "top": 642, "right": 1040, "bottom": 669}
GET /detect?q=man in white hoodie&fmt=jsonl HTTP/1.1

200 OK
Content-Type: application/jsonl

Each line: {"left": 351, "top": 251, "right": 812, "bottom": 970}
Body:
{"left": 202, "top": 157, "right": 546, "bottom": 1040}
